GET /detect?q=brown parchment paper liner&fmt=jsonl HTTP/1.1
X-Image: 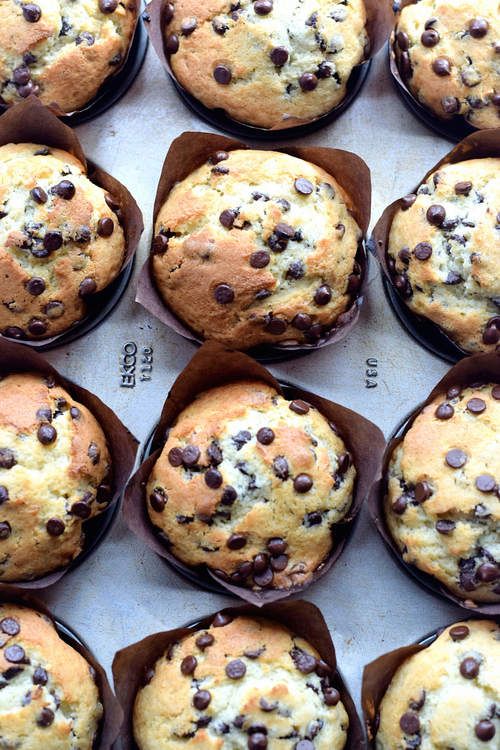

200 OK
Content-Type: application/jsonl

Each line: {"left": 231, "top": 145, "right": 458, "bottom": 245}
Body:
{"left": 0, "top": 585, "right": 122, "bottom": 749}
{"left": 136, "top": 131, "right": 371, "bottom": 358}
{"left": 0, "top": 337, "right": 139, "bottom": 590}
{"left": 371, "top": 128, "right": 500, "bottom": 358}
{"left": 113, "top": 600, "right": 366, "bottom": 750}
{"left": 123, "top": 340, "right": 386, "bottom": 605}
{"left": 144, "top": 0, "right": 394, "bottom": 131}
{"left": 367, "top": 350, "right": 500, "bottom": 616}
{"left": 0, "top": 97, "right": 144, "bottom": 348}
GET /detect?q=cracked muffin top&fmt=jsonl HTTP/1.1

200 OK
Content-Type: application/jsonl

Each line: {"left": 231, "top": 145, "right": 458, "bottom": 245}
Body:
{"left": 385, "top": 382, "right": 499, "bottom": 604}
{"left": 152, "top": 148, "right": 363, "bottom": 350}
{"left": 162, "top": 0, "right": 368, "bottom": 129}
{"left": 0, "top": 371, "right": 113, "bottom": 581}
{"left": 394, "top": 0, "right": 500, "bottom": 129}
{"left": 376, "top": 620, "right": 499, "bottom": 750}
{"left": 146, "top": 380, "right": 356, "bottom": 591}
{"left": 0, "top": 142, "right": 126, "bottom": 341}
{"left": 134, "top": 613, "right": 349, "bottom": 750}
{"left": 0, "top": 603, "right": 102, "bottom": 750}
{"left": 0, "top": 0, "right": 137, "bottom": 113}
{"left": 387, "top": 157, "right": 500, "bottom": 354}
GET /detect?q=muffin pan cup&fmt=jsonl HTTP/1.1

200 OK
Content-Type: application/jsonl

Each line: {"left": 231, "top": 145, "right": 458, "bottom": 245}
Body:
{"left": 112, "top": 600, "right": 366, "bottom": 749}
{"left": 366, "top": 351, "right": 500, "bottom": 616}
{"left": 0, "top": 338, "right": 139, "bottom": 590}
{"left": 0, "top": 587, "right": 123, "bottom": 749}
{"left": 0, "top": 11, "right": 147, "bottom": 126}
{"left": 123, "top": 340, "right": 386, "bottom": 605}
{"left": 0, "top": 97, "right": 144, "bottom": 351}
{"left": 136, "top": 130, "right": 371, "bottom": 363}
{"left": 389, "top": 0, "right": 483, "bottom": 143}
{"left": 370, "top": 128, "right": 500, "bottom": 363}
{"left": 143, "top": 0, "right": 394, "bottom": 139}
{"left": 361, "top": 620, "right": 487, "bottom": 748}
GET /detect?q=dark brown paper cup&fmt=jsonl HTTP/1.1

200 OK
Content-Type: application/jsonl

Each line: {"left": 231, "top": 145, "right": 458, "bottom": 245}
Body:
{"left": 144, "top": 0, "right": 393, "bottom": 135}
{"left": 123, "top": 340, "right": 386, "bottom": 605}
{"left": 0, "top": 97, "right": 144, "bottom": 349}
{"left": 0, "top": 338, "right": 139, "bottom": 590}
{"left": 0, "top": 587, "right": 122, "bottom": 749}
{"left": 136, "top": 131, "right": 371, "bottom": 361}
{"left": 367, "top": 351, "right": 500, "bottom": 616}
{"left": 113, "top": 600, "right": 366, "bottom": 749}
{"left": 371, "top": 129, "right": 500, "bottom": 362}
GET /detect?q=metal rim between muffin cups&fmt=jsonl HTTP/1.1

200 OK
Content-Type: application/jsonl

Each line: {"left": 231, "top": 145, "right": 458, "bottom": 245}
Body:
{"left": 389, "top": 0, "right": 490, "bottom": 143}
{"left": 143, "top": 0, "right": 394, "bottom": 139}
{"left": 0, "top": 7, "right": 148, "bottom": 126}
{"left": 0, "top": 97, "right": 144, "bottom": 352}
{"left": 112, "top": 600, "right": 367, "bottom": 750}
{"left": 370, "top": 128, "right": 500, "bottom": 364}
{"left": 366, "top": 351, "right": 500, "bottom": 616}
{"left": 135, "top": 130, "right": 372, "bottom": 364}
{"left": 0, "top": 338, "right": 139, "bottom": 590}
{"left": 0, "top": 588, "right": 123, "bottom": 749}
{"left": 122, "top": 340, "right": 386, "bottom": 605}
{"left": 361, "top": 618, "right": 497, "bottom": 748}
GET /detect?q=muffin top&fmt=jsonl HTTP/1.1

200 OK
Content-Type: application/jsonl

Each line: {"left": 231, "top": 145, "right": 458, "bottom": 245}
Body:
{"left": 0, "top": 372, "right": 112, "bottom": 581}
{"left": 147, "top": 380, "right": 355, "bottom": 590}
{"left": 385, "top": 382, "right": 499, "bottom": 603}
{"left": 134, "top": 613, "right": 349, "bottom": 750}
{"left": 0, "top": 142, "right": 125, "bottom": 340}
{"left": 164, "top": 0, "right": 368, "bottom": 129}
{"left": 0, "top": 603, "right": 102, "bottom": 750}
{"left": 394, "top": 0, "right": 500, "bottom": 129}
{"left": 387, "top": 157, "right": 500, "bottom": 353}
{"left": 376, "top": 620, "right": 499, "bottom": 750}
{"left": 153, "top": 149, "right": 363, "bottom": 350}
{"left": 0, "top": 0, "right": 137, "bottom": 113}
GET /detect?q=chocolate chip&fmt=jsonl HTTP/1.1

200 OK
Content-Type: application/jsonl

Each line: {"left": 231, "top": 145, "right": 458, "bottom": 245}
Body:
{"left": 4, "top": 645, "right": 25, "bottom": 663}
{"left": 436, "top": 519, "right": 455, "bottom": 534}
{"left": 264, "top": 316, "right": 286, "bottom": 335}
{"left": 227, "top": 534, "right": 246, "bottom": 550}
{"left": 181, "top": 17, "right": 197, "bottom": 35}
{"left": 51, "top": 180, "right": 75, "bottom": 200}
{"left": 476, "top": 562, "right": 499, "bottom": 582}
{"left": 253, "top": 567, "right": 274, "bottom": 587}
{"left": 221, "top": 486, "right": 237, "bottom": 505}
{"left": 30, "top": 186, "right": 47, "bottom": 204}
{"left": 455, "top": 181, "right": 472, "bottom": 196}
{"left": 181, "top": 655, "right": 197, "bottom": 675}
{"left": 475, "top": 720, "right": 495, "bottom": 742}
{"left": 401, "top": 194, "right": 417, "bottom": 210}
{"left": 213, "top": 612, "right": 232, "bottom": 627}
{"left": 250, "top": 251, "right": 270, "bottom": 269}
{"left": 37, "top": 424, "right": 56, "bottom": 445}
{"left": 460, "top": 657, "right": 480, "bottom": 679}
{"left": 248, "top": 734, "right": 268, "bottom": 750}
{"left": 414, "top": 481, "right": 432, "bottom": 503}
{"left": 76, "top": 31, "right": 94, "bottom": 45}
{"left": 182, "top": 445, "right": 200, "bottom": 467}
{"left": 0, "top": 487, "right": 8, "bottom": 504}
{"left": 165, "top": 33, "right": 179, "bottom": 53}
{"left": 483, "top": 325, "right": 500, "bottom": 345}
{"left": 195, "top": 633, "right": 214, "bottom": 650}
{"left": 206, "top": 442, "right": 222, "bottom": 466}
{"left": 0, "top": 521, "right": 11, "bottom": 539}
{"left": 46, "top": 518, "right": 65, "bottom": 536}
{"left": 290, "top": 313, "right": 312, "bottom": 331}
{"left": 291, "top": 648, "right": 316, "bottom": 674}
{"left": 433, "top": 58, "right": 451, "bottom": 76}
{"left": 43, "top": 231, "right": 62, "bottom": 252}
{"left": 475, "top": 475, "right": 496, "bottom": 493}
{"left": 392, "top": 496, "right": 408, "bottom": 515}
{"left": 289, "top": 400, "right": 309, "bottom": 415}
{"left": 445, "top": 271, "right": 463, "bottom": 285}
{"left": 26, "top": 277, "right": 45, "bottom": 296}
{"left": 414, "top": 242, "right": 432, "bottom": 260}
{"left": 396, "top": 30, "right": 409, "bottom": 50}
{"left": 294, "top": 178, "right": 314, "bottom": 195}
{"left": 324, "top": 687, "right": 341, "bottom": 706}
{"left": 22, "top": 4, "right": 41, "bottom": 22}
{"left": 254, "top": 0, "right": 273, "bottom": 12}
{"left": 399, "top": 712, "right": 420, "bottom": 735}
{"left": 168, "top": 447, "right": 183, "bottom": 467}
{"left": 0, "top": 449, "right": 16, "bottom": 469}
{"left": 0, "top": 618, "right": 19, "bottom": 636}
{"left": 466, "top": 398, "right": 486, "bottom": 414}
{"left": 442, "top": 96, "right": 460, "bottom": 113}
{"left": 150, "top": 488, "right": 167, "bottom": 512}
{"left": 244, "top": 647, "right": 265, "bottom": 659}
{"left": 13, "top": 65, "right": 30, "bottom": 85}
{"left": 426, "top": 205, "right": 446, "bottom": 226}
{"left": 445, "top": 449, "right": 467, "bottom": 468}
{"left": 293, "top": 474, "right": 313, "bottom": 493}
{"left": 204, "top": 468, "right": 222, "bottom": 490}
{"left": 469, "top": 18, "right": 489, "bottom": 38}
{"left": 78, "top": 277, "right": 97, "bottom": 297}
{"left": 214, "top": 284, "right": 234, "bottom": 304}
{"left": 27, "top": 319, "right": 47, "bottom": 337}
{"left": 32, "top": 667, "right": 47, "bottom": 685}
{"left": 492, "top": 385, "right": 500, "bottom": 400}
{"left": 447, "top": 385, "right": 461, "bottom": 399}
{"left": 226, "top": 659, "right": 246, "bottom": 679}
{"left": 214, "top": 65, "right": 231, "bottom": 84}
{"left": 88, "top": 442, "right": 100, "bottom": 465}
{"left": 70, "top": 501, "right": 91, "bottom": 519}
{"left": 435, "top": 403, "right": 454, "bottom": 420}
{"left": 259, "top": 698, "right": 277, "bottom": 712}
{"left": 270, "top": 46, "right": 288, "bottom": 66}
{"left": 256, "top": 427, "right": 274, "bottom": 445}
{"left": 314, "top": 284, "right": 331, "bottom": 305}
{"left": 36, "top": 707, "right": 54, "bottom": 727}
{"left": 421, "top": 29, "right": 439, "bottom": 46}
{"left": 270, "top": 554, "right": 288, "bottom": 572}
{"left": 273, "top": 456, "right": 289, "bottom": 480}
{"left": 97, "top": 218, "right": 114, "bottom": 237}
{"left": 299, "top": 73, "right": 318, "bottom": 91}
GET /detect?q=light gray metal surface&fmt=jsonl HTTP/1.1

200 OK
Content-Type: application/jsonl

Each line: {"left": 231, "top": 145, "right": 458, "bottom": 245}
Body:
{"left": 42, "top": 41, "right": 465, "bottom": 719}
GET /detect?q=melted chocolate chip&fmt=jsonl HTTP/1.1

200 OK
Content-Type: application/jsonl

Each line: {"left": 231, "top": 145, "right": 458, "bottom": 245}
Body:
{"left": 273, "top": 456, "right": 289, "bottom": 480}
{"left": 150, "top": 488, "right": 167, "bottom": 512}
{"left": 32, "top": 667, "right": 48, "bottom": 685}
{"left": 0, "top": 618, "right": 19, "bottom": 636}
{"left": 291, "top": 647, "right": 316, "bottom": 674}
{"left": 4, "top": 645, "right": 25, "bottom": 663}
{"left": 0, "top": 521, "right": 12, "bottom": 539}
{"left": 399, "top": 712, "right": 420, "bottom": 735}
{"left": 436, "top": 519, "right": 455, "bottom": 535}
{"left": 182, "top": 445, "right": 200, "bottom": 467}
{"left": 466, "top": 398, "right": 486, "bottom": 414}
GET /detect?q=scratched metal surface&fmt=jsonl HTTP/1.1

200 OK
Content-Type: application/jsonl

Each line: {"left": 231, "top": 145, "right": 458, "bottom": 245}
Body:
{"left": 40, "top": 35, "right": 466, "bottom": 727}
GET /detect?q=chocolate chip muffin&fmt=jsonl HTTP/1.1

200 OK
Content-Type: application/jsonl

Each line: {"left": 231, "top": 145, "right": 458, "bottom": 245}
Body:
{"left": 0, "top": 143, "right": 126, "bottom": 340}
{"left": 385, "top": 382, "right": 499, "bottom": 603}
{"left": 0, "top": 372, "right": 113, "bottom": 581}
{"left": 134, "top": 613, "right": 349, "bottom": 750}
{"left": 147, "top": 380, "right": 356, "bottom": 590}
{"left": 152, "top": 149, "right": 363, "bottom": 350}
{"left": 376, "top": 620, "right": 499, "bottom": 749}
{"left": 0, "top": 0, "right": 137, "bottom": 113}
{"left": 387, "top": 158, "right": 500, "bottom": 353}
{"left": 0, "top": 603, "right": 103, "bottom": 749}
{"left": 163, "top": 0, "right": 368, "bottom": 129}
{"left": 394, "top": 0, "right": 500, "bottom": 129}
